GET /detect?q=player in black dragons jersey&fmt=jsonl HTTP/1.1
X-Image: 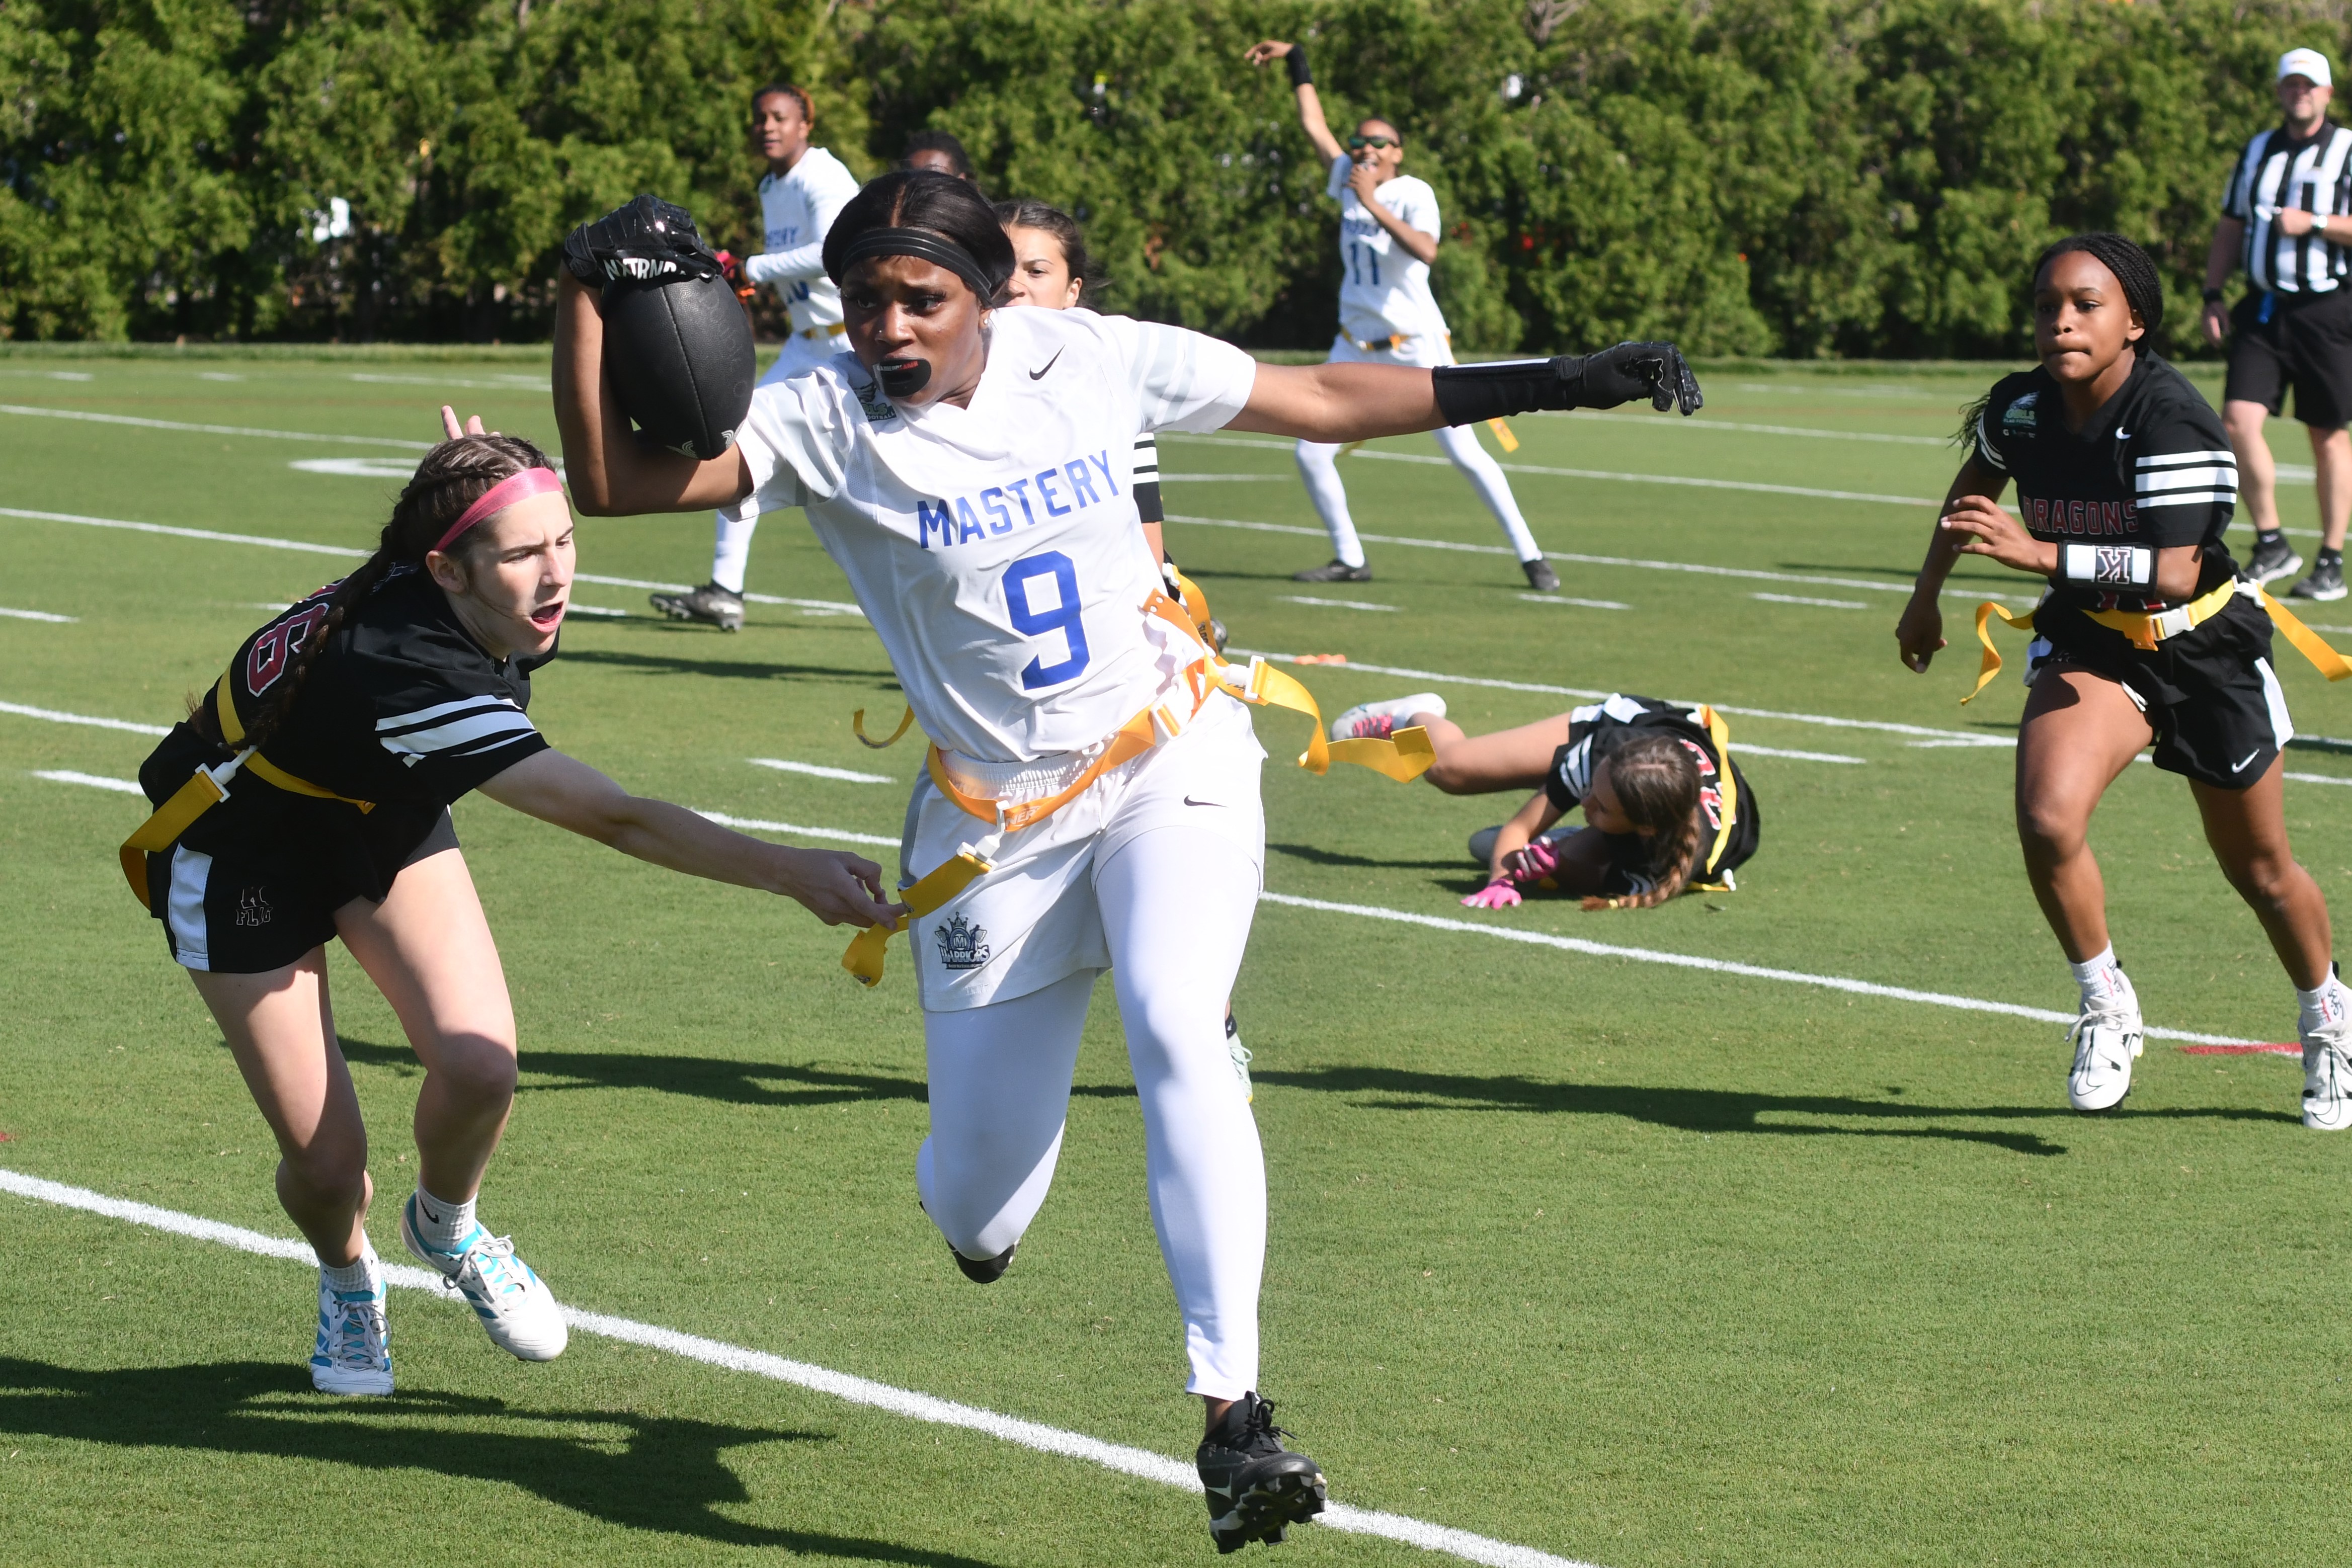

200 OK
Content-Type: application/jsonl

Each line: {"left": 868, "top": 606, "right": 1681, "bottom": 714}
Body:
{"left": 128, "top": 410, "right": 901, "bottom": 1396}
{"left": 1897, "top": 233, "right": 2352, "bottom": 1127}
{"left": 1328, "top": 690, "right": 1758, "bottom": 909}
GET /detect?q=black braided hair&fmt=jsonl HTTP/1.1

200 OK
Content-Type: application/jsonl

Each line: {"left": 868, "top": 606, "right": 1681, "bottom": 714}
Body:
{"left": 2034, "top": 232, "right": 2164, "bottom": 336}
{"left": 1580, "top": 731, "right": 1706, "bottom": 912}
{"left": 200, "top": 433, "right": 552, "bottom": 755}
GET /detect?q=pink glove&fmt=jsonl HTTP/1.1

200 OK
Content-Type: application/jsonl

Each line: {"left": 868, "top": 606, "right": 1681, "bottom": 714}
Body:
{"left": 1461, "top": 877, "right": 1522, "bottom": 910}
{"left": 1500, "top": 837, "right": 1560, "bottom": 885}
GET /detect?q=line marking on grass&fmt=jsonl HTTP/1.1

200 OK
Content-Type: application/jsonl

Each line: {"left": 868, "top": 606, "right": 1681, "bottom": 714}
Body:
{"left": 1580, "top": 412, "right": 1949, "bottom": 446}
{"left": 1519, "top": 594, "right": 1630, "bottom": 610}
{"left": 1, "top": 507, "right": 868, "bottom": 618}
{"left": 693, "top": 808, "right": 900, "bottom": 848}
{"left": 1752, "top": 592, "right": 1868, "bottom": 610}
{"left": 0, "top": 699, "right": 172, "bottom": 737}
{"left": 0, "top": 606, "right": 77, "bottom": 623}
{"left": 1168, "top": 513, "right": 2036, "bottom": 605}
{"left": 0, "top": 1166, "right": 1599, "bottom": 1568}
{"left": 2285, "top": 771, "right": 2352, "bottom": 788}
{"left": 749, "top": 758, "right": 897, "bottom": 784}
{"left": 1731, "top": 745, "right": 1867, "bottom": 764}
{"left": 0, "top": 403, "right": 437, "bottom": 449}
{"left": 1255, "top": 890, "right": 2261, "bottom": 1047}
{"left": 1277, "top": 595, "right": 1400, "bottom": 612}
{"left": 2177, "top": 1043, "right": 2299, "bottom": 1056}
{"left": 290, "top": 456, "right": 416, "bottom": 479}
{"left": 30, "top": 769, "right": 144, "bottom": 794}
{"left": 565, "top": 604, "right": 629, "bottom": 618}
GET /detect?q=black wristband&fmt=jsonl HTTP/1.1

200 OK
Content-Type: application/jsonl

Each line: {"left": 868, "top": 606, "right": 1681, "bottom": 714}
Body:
{"left": 1432, "top": 357, "right": 1580, "bottom": 425}
{"left": 2203, "top": 287, "right": 2226, "bottom": 304}
{"left": 1286, "top": 44, "right": 1313, "bottom": 89}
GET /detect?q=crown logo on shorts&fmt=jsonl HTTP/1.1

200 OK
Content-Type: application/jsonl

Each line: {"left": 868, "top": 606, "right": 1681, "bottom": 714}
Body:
{"left": 935, "top": 912, "right": 990, "bottom": 970}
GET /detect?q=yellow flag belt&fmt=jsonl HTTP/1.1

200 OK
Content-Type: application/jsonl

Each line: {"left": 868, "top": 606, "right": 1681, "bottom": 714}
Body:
{"left": 1963, "top": 578, "right": 2352, "bottom": 705}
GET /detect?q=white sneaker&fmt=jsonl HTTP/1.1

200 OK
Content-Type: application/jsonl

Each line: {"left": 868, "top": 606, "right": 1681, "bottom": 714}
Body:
{"left": 311, "top": 1269, "right": 393, "bottom": 1395}
{"left": 1227, "top": 1012, "right": 1254, "bottom": 1105}
{"left": 400, "top": 1196, "right": 569, "bottom": 1361}
{"left": 2066, "top": 1003, "right": 2143, "bottom": 1112}
{"left": 2303, "top": 1009, "right": 2352, "bottom": 1132}
{"left": 1328, "top": 692, "right": 1445, "bottom": 742}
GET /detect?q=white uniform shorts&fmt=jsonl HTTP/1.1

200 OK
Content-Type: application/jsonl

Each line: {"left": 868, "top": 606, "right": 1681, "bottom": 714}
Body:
{"left": 900, "top": 694, "right": 1267, "bottom": 1012}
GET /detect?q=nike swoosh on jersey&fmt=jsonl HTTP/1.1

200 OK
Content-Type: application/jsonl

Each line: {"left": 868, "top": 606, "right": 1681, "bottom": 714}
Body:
{"left": 1028, "top": 349, "right": 1064, "bottom": 380}
{"left": 2232, "top": 747, "right": 2262, "bottom": 773}
{"left": 1183, "top": 795, "right": 1225, "bottom": 807}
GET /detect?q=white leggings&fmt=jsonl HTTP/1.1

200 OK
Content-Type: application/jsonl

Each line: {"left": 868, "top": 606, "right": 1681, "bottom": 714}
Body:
{"left": 915, "top": 826, "right": 1265, "bottom": 1398}
{"left": 1295, "top": 423, "right": 1541, "bottom": 568}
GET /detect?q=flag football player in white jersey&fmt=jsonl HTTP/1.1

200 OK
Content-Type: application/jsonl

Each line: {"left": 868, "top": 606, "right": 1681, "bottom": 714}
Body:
{"left": 1246, "top": 38, "right": 1558, "bottom": 590}
{"left": 651, "top": 82, "right": 861, "bottom": 631}
{"left": 554, "top": 173, "right": 1698, "bottom": 1551}
{"left": 128, "top": 410, "right": 896, "bottom": 1398}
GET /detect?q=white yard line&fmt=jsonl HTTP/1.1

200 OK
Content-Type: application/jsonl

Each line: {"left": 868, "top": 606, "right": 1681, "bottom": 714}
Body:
{"left": 1277, "top": 596, "right": 1400, "bottom": 612}
{"left": 0, "top": 403, "right": 436, "bottom": 449}
{"left": 1579, "top": 412, "right": 1949, "bottom": 446}
{"left": 0, "top": 699, "right": 171, "bottom": 737}
{"left": 692, "top": 808, "right": 900, "bottom": 848}
{"left": 1731, "top": 745, "right": 1867, "bottom": 765}
{"left": 0, "top": 606, "right": 77, "bottom": 622}
{"left": 1519, "top": 595, "right": 1630, "bottom": 610}
{"left": 0, "top": 1167, "right": 1596, "bottom": 1568}
{"left": 749, "top": 757, "right": 897, "bottom": 784}
{"left": 1752, "top": 593, "right": 1867, "bottom": 610}
{"left": 30, "top": 769, "right": 143, "bottom": 793}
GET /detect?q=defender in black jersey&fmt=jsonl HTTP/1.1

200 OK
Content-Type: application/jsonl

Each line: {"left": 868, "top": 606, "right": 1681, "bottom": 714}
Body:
{"left": 134, "top": 412, "right": 901, "bottom": 1397}
{"left": 1329, "top": 690, "right": 1758, "bottom": 909}
{"left": 1898, "top": 233, "right": 2352, "bottom": 1128}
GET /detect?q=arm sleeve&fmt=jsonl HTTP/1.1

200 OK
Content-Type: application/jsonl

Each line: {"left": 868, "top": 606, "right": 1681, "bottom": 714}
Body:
{"left": 1096, "top": 314, "right": 1260, "bottom": 434}
{"left": 2129, "top": 412, "right": 2240, "bottom": 546}
{"left": 360, "top": 653, "right": 550, "bottom": 802}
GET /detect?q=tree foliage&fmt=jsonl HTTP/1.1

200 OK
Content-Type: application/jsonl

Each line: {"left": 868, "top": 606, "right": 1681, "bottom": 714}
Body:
{"left": 3, "top": 0, "right": 2346, "bottom": 353}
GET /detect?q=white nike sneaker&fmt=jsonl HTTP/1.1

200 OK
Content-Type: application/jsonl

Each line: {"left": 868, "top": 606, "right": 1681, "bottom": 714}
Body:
{"left": 1227, "top": 1012, "right": 1254, "bottom": 1105}
{"left": 2303, "top": 1007, "right": 2352, "bottom": 1132}
{"left": 311, "top": 1269, "right": 393, "bottom": 1396}
{"left": 400, "top": 1196, "right": 569, "bottom": 1361}
{"left": 2066, "top": 1002, "right": 2144, "bottom": 1112}
{"left": 1328, "top": 692, "right": 1445, "bottom": 742}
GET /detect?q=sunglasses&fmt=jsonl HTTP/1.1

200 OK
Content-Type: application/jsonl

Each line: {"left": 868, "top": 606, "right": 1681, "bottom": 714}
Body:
{"left": 1346, "top": 135, "right": 1398, "bottom": 150}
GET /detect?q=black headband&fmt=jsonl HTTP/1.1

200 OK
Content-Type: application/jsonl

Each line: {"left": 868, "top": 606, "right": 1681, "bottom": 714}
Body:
{"left": 832, "top": 227, "right": 998, "bottom": 301}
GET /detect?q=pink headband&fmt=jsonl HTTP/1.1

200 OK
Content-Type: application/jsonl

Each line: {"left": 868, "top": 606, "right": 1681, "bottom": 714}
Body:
{"left": 434, "top": 467, "right": 565, "bottom": 555}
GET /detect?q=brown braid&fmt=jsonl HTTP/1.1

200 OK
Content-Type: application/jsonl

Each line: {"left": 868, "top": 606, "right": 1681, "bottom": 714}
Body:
{"left": 1580, "top": 731, "right": 1705, "bottom": 912}
{"left": 194, "top": 433, "right": 553, "bottom": 754}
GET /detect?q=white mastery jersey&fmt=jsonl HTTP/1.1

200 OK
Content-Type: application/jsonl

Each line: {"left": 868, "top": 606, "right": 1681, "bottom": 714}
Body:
{"left": 1325, "top": 155, "right": 1448, "bottom": 345}
{"left": 743, "top": 146, "right": 860, "bottom": 333}
{"left": 729, "top": 306, "right": 1260, "bottom": 762}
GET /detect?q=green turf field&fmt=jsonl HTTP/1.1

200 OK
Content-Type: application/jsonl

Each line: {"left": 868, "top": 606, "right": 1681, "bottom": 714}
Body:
{"left": 6, "top": 351, "right": 2350, "bottom": 1566}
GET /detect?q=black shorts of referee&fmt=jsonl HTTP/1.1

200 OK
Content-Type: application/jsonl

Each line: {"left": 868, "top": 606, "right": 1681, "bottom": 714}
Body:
{"left": 2226, "top": 288, "right": 2352, "bottom": 429}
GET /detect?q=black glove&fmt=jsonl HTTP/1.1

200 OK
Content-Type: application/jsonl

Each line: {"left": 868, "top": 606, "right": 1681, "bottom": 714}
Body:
{"left": 561, "top": 194, "right": 722, "bottom": 286}
{"left": 1568, "top": 340, "right": 1704, "bottom": 415}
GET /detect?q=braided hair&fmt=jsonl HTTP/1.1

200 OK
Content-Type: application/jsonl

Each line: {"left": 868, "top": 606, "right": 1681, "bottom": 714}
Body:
{"left": 196, "top": 433, "right": 552, "bottom": 755}
{"left": 2034, "top": 232, "right": 2163, "bottom": 337}
{"left": 1580, "top": 731, "right": 1706, "bottom": 912}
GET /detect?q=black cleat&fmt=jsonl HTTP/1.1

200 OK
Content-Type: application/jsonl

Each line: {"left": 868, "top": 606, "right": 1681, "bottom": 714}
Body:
{"left": 2246, "top": 531, "right": 2303, "bottom": 587}
{"left": 1198, "top": 1392, "right": 1327, "bottom": 1553}
{"left": 2291, "top": 557, "right": 2347, "bottom": 602}
{"left": 1292, "top": 559, "right": 1372, "bottom": 583}
{"left": 1208, "top": 616, "right": 1230, "bottom": 655}
{"left": 1521, "top": 557, "right": 1560, "bottom": 592}
{"left": 648, "top": 580, "right": 746, "bottom": 631}
{"left": 950, "top": 1241, "right": 1015, "bottom": 1284}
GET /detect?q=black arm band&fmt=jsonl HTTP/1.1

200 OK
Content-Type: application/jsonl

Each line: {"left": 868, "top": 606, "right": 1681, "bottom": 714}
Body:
{"left": 1431, "top": 357, "right": 1580, "bottom": 425}
{"left": 2203, "top": 286, "right": 2226, "bottom": 303}
{"left": 1286, "top": 44, "right": 1313, "bottom": 88}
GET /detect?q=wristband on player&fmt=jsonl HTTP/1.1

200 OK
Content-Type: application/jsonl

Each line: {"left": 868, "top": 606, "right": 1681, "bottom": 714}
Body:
{"left": 2202, "top": 286, "right": 2226, "bottom": 303}
{"left": 2059, "top": 543, "right": 2154, "bottom": 588}
{"left": 1432, "top": 340, "right": 1704, "bottom": 424}
{"left": 1285, "top": 43, "right": 1313, "bottom": 88}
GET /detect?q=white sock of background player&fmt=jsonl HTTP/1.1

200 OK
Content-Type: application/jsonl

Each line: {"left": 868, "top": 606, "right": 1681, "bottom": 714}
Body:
{"left": 1430, "top": 422, "right": 1542, "bottom": 562}
{"left": 1292, "top": 439, "right": 1367, "bottom": 567}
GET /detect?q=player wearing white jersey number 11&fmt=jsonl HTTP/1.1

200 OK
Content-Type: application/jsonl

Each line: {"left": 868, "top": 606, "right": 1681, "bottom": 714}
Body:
{"left": 652, "top": 81, "right": 862, "bottom": 633}
{"left": 554, "top": 171, "right": 1699, "bottom": 1554}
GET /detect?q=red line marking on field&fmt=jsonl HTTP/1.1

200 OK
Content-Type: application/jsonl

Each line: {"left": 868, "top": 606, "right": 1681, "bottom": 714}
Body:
{"left": 2176, "top": 1043, "right": 2299, "bottom": 1056}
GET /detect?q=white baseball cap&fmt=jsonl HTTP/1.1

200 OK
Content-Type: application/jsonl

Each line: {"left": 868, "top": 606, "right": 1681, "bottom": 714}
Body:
{"left": 2279, "top": 47, "right": 2333, "bottom": 88}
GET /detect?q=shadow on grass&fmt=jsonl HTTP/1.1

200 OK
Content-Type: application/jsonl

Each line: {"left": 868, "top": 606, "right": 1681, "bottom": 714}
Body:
{"left": 560, "top": 647, "right": 898, "bottom": 687}
{"left": 0, "top": 1357, "right": 1004, "bottom": 1562}
{"left": 1255, "top": 1064, "right": 2088, "bottom": 1156}
{"left": 338, "top": 1037, "right": 930, "bottom": 1109}
{"left": 1267, "top": 841, "right": 1469, "bottom": 873}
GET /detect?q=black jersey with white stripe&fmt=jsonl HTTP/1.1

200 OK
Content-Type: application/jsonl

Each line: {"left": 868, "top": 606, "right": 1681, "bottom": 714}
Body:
{"left": 1973, "top": 351, "right": 2240, "bottom": 632}
{"left": 2222, "top": 122, "right": 2352, "bottom": 294}
{"left": 1540, "top": 693, "right": 1757, "bottom": 882}
{"left": 141, "top": 567, "right": 551, "bottom": 875}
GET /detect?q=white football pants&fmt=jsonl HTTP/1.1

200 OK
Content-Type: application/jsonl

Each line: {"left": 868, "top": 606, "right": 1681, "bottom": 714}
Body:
{"left": 915, "top": 826, "right": 1265, "bottom": 1398}
{"left": 1295, "top": 423, "right": 1540, "bottom": 568}
{"left": 709, "top": 332, "right": 840, "bottom": 592}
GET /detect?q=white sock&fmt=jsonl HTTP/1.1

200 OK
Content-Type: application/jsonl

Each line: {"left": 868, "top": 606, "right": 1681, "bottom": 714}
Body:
{"left": 320, "top": 1247, "right": 379, "bottom": 1294}
{"left": 2069, "top": 946, "right": 2135, "bottom": 1012}
{"left": 412, "top": 1186, "right": 476, "bottom": 1251}
{"left": 710, "top": 509, "right": 757, "bottom": 594}
{"left": 2298, "top": 967, "right": 2348, "bottom": 1030}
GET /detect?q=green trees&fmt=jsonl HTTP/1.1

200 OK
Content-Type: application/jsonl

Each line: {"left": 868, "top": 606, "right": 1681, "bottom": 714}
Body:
{"left": 1, "top": 0, "right": 2341, "bottom": 352}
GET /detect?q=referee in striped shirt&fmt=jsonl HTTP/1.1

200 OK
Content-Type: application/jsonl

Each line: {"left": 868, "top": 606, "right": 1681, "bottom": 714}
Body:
{"left": 2204, "top": 46, "right": 2352, "bottom": 601}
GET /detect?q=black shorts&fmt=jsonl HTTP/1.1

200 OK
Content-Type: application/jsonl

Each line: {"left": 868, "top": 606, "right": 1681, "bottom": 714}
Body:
{"left": 2042, "top": 595, "right": 2293, "bottom": 790}
{"left": 2224, "top": 289, "right": 2352, "bottom": 429}
{"left": 150, "top": 810, "right": 460, "bottom": 974}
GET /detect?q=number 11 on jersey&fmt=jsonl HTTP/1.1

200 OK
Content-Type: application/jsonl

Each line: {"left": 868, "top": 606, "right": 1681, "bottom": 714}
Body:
{"left": 1004, "top": 550, "right": 1091, "bottom": 690}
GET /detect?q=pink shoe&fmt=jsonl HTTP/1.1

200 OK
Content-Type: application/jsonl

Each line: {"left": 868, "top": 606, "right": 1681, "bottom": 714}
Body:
{"left": 1327, "top": 692, "right": 1446, "bottom": 742}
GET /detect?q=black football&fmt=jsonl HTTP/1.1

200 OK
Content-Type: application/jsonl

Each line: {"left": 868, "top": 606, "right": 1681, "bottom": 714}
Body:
{"left": 602, "top": 271, "right": 757, "bottom": 461}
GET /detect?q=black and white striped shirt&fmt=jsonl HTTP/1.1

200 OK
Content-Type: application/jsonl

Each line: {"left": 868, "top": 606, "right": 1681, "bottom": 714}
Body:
{"left": 2222, "top": 121, "right": 2352, "bottom": 294}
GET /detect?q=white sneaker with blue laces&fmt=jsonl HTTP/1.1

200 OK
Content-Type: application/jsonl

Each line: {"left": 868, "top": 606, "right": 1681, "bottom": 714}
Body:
{"left": 399, "top": 1196, "right": 569, "bottom": 1361}
{"left": 311, "top": 1268, "right": 393, "bottom": 1395}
